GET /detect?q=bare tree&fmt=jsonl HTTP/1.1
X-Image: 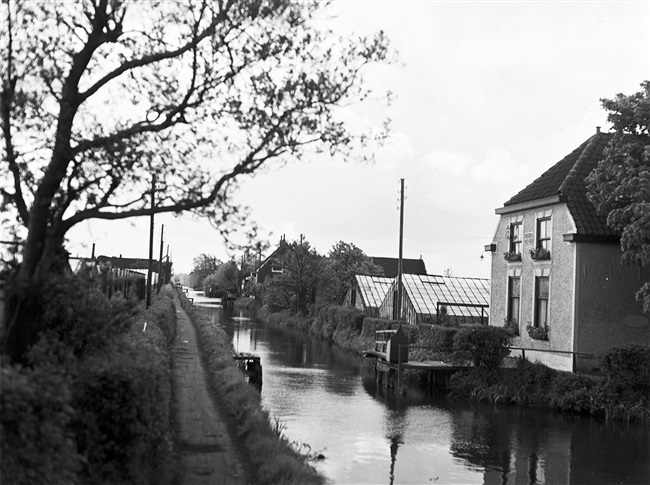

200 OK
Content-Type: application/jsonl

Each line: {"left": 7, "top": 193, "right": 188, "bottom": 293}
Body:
{"left": 0, "top": 0, "right": 390, "bottom": 361}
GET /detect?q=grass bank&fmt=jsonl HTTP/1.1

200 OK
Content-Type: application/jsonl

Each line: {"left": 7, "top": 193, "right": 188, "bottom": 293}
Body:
{"left": 257, "top": 303, "right": 650, "bottom": 423}
{"left": 1, "top": 282, "right": 177, "bottom": 485}
{"left": 176, "top": 289, "right": 323, "bottom": 485}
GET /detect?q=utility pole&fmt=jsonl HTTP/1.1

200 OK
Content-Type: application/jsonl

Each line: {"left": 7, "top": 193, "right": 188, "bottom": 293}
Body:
{"left": 396, "top": 178, "right": 405, "bottom": 321}
{"left": 165, "top": 244, "right": 170, "bottom": 285}
{"left": 157, "top": 224, "right": 164, "bottom": 293}
{"left": 146, "top": 175, "right": 156, "bottom": 308}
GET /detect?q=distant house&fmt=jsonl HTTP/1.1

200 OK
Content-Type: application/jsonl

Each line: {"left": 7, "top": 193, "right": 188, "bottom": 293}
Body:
{"left": 379, "top": 274, "right": 490, "bottom": 325}
{"left": 370, "top": 256, "right": 427, "bottom": 278}
{"left": 255, "top": 237, "right": 289, "bottom": 284}
{"left": 344, "top": 275, "right": 394, "bottom": 317}
{"left": 485, "top": 129, "right": 649, "bottom": 372}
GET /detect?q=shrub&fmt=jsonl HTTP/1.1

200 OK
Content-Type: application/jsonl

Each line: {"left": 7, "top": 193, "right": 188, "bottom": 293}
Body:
{"left": 73, "top": 339, "right": 171, "bottom": 483}
{"left": 600, "top": 344, "right": 650, "bottom": 399}
{"left": 549, "top": 373, "right": 597, "bottom": 413}
{"left": 453, "top": 325, "right": 512, "bottom": 370}
{"left": 417, "top": 324, "right": 459, "bottom": 351}
{"left": 0, "top": 366, "right": 81, "bottom": 485}
{"left": 23, "top": 274, "right": 137, "bottom": 369}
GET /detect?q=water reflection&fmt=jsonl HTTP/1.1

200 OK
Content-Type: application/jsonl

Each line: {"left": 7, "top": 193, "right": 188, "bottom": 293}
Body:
{"left": 192, "top": 294, "right": 650, "bottom": 485}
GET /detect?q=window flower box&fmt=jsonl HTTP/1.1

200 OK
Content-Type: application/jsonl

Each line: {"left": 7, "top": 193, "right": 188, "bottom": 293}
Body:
{"left": 529, "top": 247, "right": 551, "bottom": 261}
{"left": 526, "top": 323, "right": 549, "bottom": 340}
{"left": 503, "top": 251, "right": 522, "bottom": 262}
{"left": 503, "top": 317, "right": 519, "bottom": 336}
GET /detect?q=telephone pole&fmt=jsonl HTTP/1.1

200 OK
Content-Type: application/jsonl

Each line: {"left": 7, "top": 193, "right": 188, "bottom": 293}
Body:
{"left": 146, "top": 175, "right": 156, "bottom": 308}
{"left": 396, "top": 178, "right": 405, "bottom": 321}
{"left": 157, "top": 224, "right": 164, "bottom": 293}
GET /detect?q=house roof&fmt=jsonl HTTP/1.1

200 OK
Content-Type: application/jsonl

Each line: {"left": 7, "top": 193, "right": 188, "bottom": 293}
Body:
{"left": 401, "top": 274, "right": 490, "bottom": 319}
{"left": 95, "top": 255, "right": 160, "bottom": 270}
{"left": 370, "top": 257, "right": 427, "bottom": 278}
{"left": 257, "top": 239, "right": 288, "bottom": 271}
{"left": 502, "top": 131, "right": 618, "bottom": 238}
{"left": 354, "top": 275, "right": 393, "bottom": 308}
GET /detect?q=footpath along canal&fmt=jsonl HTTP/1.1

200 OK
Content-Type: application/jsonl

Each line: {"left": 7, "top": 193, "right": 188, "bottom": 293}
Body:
{"left": 189, "top": 290, "right": 650, "bottom": 485}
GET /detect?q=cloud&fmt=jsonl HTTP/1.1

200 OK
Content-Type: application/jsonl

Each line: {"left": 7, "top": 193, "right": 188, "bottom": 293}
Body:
{"left": 470, "top": 148, "right": 530, "bottom": 185}
{"left": 419, "top": 147, "right": 529, "bottom": 186}
{"left": 374, "top": 131, "right": 414, "bottom": 170}
{"left": 420, "top": 149, "right": 473, "bottom": 178}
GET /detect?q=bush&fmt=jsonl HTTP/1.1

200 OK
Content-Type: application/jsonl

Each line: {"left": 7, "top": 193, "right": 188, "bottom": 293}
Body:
{"left": 453, "top": 325, "right": 512, "bottom": 370}
{"left": 4, "top": 281, "right": 176, "bottom": 485}
{"left": 73, "top": 337, "right": 171, "bottom": 483}
{"left": 417, "top": 324, "right": 459, "bottom": 351}
{"left": 549, "top": 373, "right": 597, "bottom": 413}
{"left": 600, "top": 344, "right": 650, "bottom": 399}
{"left": 26, "top": 275, "right": 136, "bottom": 366}
{"left": 0, "top": 366, "right": 81, "bottom": 484}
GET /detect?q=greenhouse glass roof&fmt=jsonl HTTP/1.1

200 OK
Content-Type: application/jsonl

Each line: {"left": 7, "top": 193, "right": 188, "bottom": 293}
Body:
{"left": 402, "top": 274, "right": 490, "bottom": 318}
{"left": 355, "top": 275, "right": 393, "bottom": 308}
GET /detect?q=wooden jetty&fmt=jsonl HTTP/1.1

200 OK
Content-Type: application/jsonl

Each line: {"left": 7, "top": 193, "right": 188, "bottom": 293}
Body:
{"left": 233, "top": 352, "right": 263, "bottom": 390}
{"left": 364, "top": 328, "right": 468, "bottom": 394}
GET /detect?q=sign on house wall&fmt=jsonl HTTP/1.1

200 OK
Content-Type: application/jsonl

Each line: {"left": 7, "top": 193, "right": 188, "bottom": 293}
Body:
{"left": 524, "top": 232, "right": 534, "bottom": 247}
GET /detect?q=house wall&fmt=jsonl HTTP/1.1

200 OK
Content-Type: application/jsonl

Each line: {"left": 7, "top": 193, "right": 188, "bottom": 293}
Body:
{"left": 575, "top": 243, "right": 650, "bottom": 355}
{"left": 490, "top": 203, "right": 576, "bottom": 371}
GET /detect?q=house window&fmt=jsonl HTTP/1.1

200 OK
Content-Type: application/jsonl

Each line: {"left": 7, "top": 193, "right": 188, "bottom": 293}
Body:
{"left": 509, "top": 222, "right": 522, "bottom": 254}
{"left": 508, "top": 276, "right": 521, "bottom": 324}
{"left": 534, "top": 276, "right": 549, "bottom": 327}
{"left": 536, "top": 217, "right": 551, "bottom": 250}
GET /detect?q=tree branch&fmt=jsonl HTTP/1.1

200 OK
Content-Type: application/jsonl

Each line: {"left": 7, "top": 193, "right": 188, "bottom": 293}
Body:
{"left": 1, "top": 1, "right": 29, "bottom": 225}
{"left": 78, "top": 6, "right": 227, "bottom": 103}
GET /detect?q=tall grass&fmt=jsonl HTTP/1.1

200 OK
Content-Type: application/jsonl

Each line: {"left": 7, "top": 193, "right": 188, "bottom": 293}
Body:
{"left": 176, "top": 289, "right": 324, "bottom": 485}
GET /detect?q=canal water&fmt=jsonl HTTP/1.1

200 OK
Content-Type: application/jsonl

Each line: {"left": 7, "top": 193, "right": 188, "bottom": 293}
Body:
{"left": 190, "top": 291, "right": 650, "bottom": 484}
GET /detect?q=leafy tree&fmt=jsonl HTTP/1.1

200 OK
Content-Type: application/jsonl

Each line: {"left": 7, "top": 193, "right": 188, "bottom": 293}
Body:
{"left": 319, "top": 240, "right": 383, "bottom": 304}
{"left": 263, "top": 238, "right": 321, "bottom": 314}
{"left": 586, "top": 81, "right": 650, "bottom": 310}
{"left": 202, "top": 260, "right": 239, "bottom": 297}
{"left": 0, "top": 0, "right": 391, "bottom": 361}
{"left": 189, "top": 254, "right": 221, "bottom": 290}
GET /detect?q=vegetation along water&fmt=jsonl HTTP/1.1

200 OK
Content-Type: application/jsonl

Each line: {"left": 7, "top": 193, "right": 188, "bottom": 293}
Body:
{"left": 192, "top": 290, "right": 650, "bottom": 485}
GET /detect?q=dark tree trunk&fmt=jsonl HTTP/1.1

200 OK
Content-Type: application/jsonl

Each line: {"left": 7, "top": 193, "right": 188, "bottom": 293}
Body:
{"left": 2, "top": 233, "right": 68, "bottom": 363}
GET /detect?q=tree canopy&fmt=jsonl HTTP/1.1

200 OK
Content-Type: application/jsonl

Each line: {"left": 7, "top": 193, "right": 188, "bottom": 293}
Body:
{"left": 319, "top": 240, "right": 383, "bottom": 304}
{"left": 261, "top": 238, "right": 321, "bottom": 314}
{"left": 189, "top": 253, "right": 222, "bottom": 289}
{"left": 587, "top": 81, "right": 650, "bottom": 310}
{"left": 0, "top": 0, "right": 390, "bottom": 360}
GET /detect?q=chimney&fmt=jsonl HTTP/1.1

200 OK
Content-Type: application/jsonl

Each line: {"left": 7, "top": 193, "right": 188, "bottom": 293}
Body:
{"left": 596, "top": 126, "right": 601, "bottom": 134}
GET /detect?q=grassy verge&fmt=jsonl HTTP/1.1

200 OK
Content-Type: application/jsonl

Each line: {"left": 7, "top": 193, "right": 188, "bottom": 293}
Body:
{"left": 176, "top": 289, "right": 324, "bottom": 485}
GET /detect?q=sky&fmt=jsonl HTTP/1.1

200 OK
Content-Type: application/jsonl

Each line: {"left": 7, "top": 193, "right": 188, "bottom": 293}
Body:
{"left": 65, "top": 0, "right": 650, "bottom": 278}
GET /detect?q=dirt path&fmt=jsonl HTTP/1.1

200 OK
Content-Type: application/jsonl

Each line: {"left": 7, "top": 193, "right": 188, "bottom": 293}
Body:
{"left": 171, "top": 294, "right": 246, "bottom": 485}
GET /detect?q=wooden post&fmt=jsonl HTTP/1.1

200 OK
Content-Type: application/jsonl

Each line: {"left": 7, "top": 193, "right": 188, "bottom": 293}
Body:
{"left": 146, "top": 175, "right": 156, "bottom": 308}
{"left": 397, "top": 178, "right": 405, "bottom": 321}
{"left": 157, "top": 224, "right": 164, "bottom": 293}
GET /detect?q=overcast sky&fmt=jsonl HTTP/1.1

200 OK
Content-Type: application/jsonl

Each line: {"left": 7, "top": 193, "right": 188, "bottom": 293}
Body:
{"left": 66, "top": 0, "right": 650, "bottom": 277}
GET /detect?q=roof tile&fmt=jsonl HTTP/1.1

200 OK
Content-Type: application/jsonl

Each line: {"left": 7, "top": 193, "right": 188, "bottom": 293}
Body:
{"left": 503, "top": 132, "right": 618, "bottom": 237}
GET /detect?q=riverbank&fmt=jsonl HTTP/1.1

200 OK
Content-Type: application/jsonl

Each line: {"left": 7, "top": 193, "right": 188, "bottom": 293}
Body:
{"left": 258, "top": 303, "right": 650, "bottom": 423}
{"left": 176, "top": 289, "right": 324, "bottom": 485}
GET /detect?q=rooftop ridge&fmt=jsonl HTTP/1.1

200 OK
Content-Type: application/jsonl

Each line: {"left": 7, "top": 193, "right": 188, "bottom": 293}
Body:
{"left": 559, "top": 132, "right": 611, "bottom": 195}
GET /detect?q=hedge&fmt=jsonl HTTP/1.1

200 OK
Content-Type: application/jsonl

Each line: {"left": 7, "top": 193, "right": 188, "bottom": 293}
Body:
{"left": 0, "top": 283, "right": 176, "bottom": 485}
